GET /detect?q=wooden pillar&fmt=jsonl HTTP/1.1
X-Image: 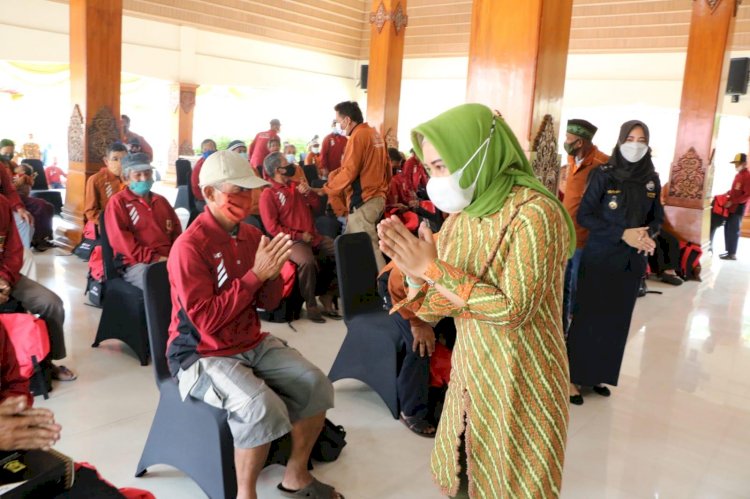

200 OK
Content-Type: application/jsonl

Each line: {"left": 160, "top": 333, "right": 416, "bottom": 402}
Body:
{"left": 466, "top": 0, "right": 574, "bottom": 194}
{"left": 57, "top": 0, "right": 122, "bottom": 250}
{"left": 165, "top": 82, "right": 198, "bottom": 186}
{"left": 665, "top": 0, "right": 738, "bottom": 247}
{"left": 366, "top": 0, "right": 407, "bottom": 148}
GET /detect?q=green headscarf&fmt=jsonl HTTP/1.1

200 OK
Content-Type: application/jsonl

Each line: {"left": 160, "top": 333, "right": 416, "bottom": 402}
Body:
{"left": 411, "top": 103, "right": 576, "bottom": 256}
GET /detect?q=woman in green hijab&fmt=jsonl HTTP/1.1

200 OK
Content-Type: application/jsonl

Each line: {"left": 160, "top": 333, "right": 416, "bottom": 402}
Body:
{"left": 378, "top": 103, "right": 574, "bottom": 498}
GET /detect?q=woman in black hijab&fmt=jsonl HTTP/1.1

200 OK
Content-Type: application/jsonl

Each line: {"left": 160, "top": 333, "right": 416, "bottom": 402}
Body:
{"left": 567, "top": 120, "right": 664, "bottom": 405}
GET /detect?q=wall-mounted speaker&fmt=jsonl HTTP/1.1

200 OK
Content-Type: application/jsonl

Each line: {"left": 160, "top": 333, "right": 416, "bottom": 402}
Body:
{"left": 360, "top": 64, "right": 369, "bottom": 91}
{"left": 726, "top": 57, "right": 749, "bottom": 96}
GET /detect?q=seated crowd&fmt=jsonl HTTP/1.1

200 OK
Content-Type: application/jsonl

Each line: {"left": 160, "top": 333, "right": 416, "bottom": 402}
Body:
{"left": 1, "top": 102, "right": 741, "bottom": 499}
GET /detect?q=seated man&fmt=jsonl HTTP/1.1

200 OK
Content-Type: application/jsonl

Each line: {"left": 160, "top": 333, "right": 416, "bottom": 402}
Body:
{"left": 259, "top": 152, "right": 340, "bottom": 323}
{"left": 0, "top": 322, "right": 61, "bottom": 451}
{"left": 45, "top": 163, "right": 67, "bottom": 189}
{"left": 189, "top": 138, "right": 218, "bottom": 211}
{"left": 105, "top": 153, "right": 181, "bottom": 290}
{"left": 84, "top": 142, "right": 127, "bottom": 229}
{"left": 167, "top": 150, "right": 342, "bottom": 499}
{"left": 0, "top": 195, "right": 74, "bottom": 381}
{"left": 12, "top": 164, "right": 55, "bottom": 250}
{"left": 0, "top": 139, "right": 35, "bottom": 248}
{"left": 380, "top": 255, "right": 455, "bottom": 438}
{"left": 649, "top": 228, "right": 684, "bottom": 286}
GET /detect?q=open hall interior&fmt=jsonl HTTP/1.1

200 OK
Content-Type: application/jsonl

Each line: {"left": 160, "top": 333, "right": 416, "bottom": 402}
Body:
{"left": 1, "top": 0, "right": 750, "bottom": 498}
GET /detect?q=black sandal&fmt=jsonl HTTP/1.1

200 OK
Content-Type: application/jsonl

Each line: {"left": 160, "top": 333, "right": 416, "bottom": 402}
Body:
{"left": 322, "top": 310, "right": 343, "bottom": 320}
{"left": 400, "top": 412, "right": 436, "bottom": 438}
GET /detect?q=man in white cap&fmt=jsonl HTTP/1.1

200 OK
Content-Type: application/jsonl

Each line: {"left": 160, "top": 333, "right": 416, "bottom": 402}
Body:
{"left": 166, "top": 150, "right": 343, "bottom": 499}
{"left": 104, "top": 152, "right": 182, "bottom": 290}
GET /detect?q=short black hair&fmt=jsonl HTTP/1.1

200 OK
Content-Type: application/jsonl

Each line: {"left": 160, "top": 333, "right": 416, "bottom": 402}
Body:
{"left": 268, "top": 137, "right": 281, "bottom": 146}
{"left": 107, "top": 142, "right": 128, "bottom": 156}
{"left": 334, "top": 101, "right": 363, "bottom": 124}
{"left": 388, "top": 148, "right": 403, "bottom": 163}
{"left": 121, "top": 114, "right": 130, "bottom": 122}
{"left": 201, "top": 138, "right": 217, "bottom": 148}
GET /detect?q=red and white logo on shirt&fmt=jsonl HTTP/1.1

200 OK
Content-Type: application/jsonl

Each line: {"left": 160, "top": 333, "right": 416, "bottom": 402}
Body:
{"left": 216, "top": 255, "right": 228, "bottom": 288}
{"left": 126, "top": 204, "right": 140, "bottom": 226}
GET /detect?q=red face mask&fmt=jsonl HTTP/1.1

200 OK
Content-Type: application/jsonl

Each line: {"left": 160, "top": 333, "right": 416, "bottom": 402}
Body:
{"left": 217, "top": 190, "right": 254, "bottom": 223}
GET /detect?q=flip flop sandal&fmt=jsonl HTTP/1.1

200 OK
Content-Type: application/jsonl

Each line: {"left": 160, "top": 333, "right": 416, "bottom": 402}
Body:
{"left": 400, "top": 412, "right": 436, "bottom": 438}
{"left": 277, "top": 478, "right": 345, "bottom": 498}
{"left": 51, "top": 365, "right": 77, "bottom": 381}
{"left": 322, "top": 311, "right": 343, "bottom": 320}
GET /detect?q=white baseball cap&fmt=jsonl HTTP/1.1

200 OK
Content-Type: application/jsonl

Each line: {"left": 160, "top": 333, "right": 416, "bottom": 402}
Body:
{"left": 199, "top": 150, "right": 269, "bottom": 189}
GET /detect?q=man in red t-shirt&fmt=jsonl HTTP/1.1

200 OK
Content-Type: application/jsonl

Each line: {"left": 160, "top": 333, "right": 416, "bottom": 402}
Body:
{"left": 319, "top": 120, "right": 347, "bottom": 179}
{"left": 44, "top": 164, "right": 67, "bottom": 189}
{"left": 167, "top": 150, "right": 342, "bottom": 499}
{"left": 719, "top": 153, "right": 750, "bottom": 260}
{"left": 259, "top": 152, "right": 340, "bottom": 323}
{"left": 248, "top": 119, "right": 281, "bottom": 174}
{"left": 105, "top": 153, "right": 182, "bottom": 289}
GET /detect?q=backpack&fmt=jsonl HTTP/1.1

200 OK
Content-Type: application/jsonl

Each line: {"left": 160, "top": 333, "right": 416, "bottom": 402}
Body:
{"left": 73, "top": 221, "right": 99, "bottom": 261}
{"left": 0, "top": 310, "right": 52, "bottom": 398}
{"left": 258, "top": 262, "right": 303, "bottom": 323}
{"left": 85, "top": 245, "right": 105, "bottom": 307}
{"left": 678, "top": 241, "right": 702, "bottom": 281}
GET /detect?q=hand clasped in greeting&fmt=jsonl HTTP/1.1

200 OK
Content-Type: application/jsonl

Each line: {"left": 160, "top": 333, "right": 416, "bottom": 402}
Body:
{"left": 377, "top": 216, "right": 437, "bottom": 281}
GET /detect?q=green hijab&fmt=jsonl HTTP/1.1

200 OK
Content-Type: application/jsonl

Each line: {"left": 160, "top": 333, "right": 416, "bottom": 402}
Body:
{"left": 411, "top": 103, "right": 576, "bottom": 256}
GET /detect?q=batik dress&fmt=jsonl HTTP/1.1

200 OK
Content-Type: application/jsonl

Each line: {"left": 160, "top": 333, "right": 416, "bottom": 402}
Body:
{"left": 395, "top": 186, "right": 570, "bottom": 498}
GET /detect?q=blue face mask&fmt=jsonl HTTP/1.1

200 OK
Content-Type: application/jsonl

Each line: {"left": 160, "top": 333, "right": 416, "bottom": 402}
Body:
{"left": 202, "top": 150, "right": 216, "bottom": 160}
{"left": 129, "top": 179, "right": 154, "bottom": 196}
{"left": 285, "top": 154, "right": 296, "bottom": 164}
{"left": 238, "top": 152, "right": 248, "bottom": 160}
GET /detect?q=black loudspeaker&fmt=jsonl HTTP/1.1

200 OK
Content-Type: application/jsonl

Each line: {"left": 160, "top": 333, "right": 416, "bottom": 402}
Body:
{"left": 726, "top": 57, "right": 749, "bottom": 95}
{"left": 360, "top": 64, "right": 369, "bottom": 90}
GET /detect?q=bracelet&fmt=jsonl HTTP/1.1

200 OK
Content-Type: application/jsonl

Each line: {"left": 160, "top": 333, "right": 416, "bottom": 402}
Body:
{"left": 405, "top": 276, "right": 425, "bottom": 289}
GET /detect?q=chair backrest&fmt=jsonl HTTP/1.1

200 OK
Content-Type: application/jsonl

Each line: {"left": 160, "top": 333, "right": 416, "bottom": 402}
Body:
{"left": 143, "top": 262, "right": 173, "bottom": 383}
{"left": 98, "top": 211, "right": 120, "bottom": 281}
{"left": 175, "top": 159, "right": 192, "bottom": 187}
{"left": 21, "top": 159, "right": 48, "bottom": 190}
{"left": 334, "top": 232, "right": 382, "bottom": 319}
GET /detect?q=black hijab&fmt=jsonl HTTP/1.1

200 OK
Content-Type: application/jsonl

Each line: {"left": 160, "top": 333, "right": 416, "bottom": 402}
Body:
{"left": 608, "top": 120, "right": 659, "bottom": 227}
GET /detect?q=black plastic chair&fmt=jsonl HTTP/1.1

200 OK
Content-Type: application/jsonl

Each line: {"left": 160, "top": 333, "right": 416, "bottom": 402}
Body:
{"left": 135, "top": 262, "right": 238, "bottom": 499}
{"left": 91, "top": 211, "right": 150, "bottom": 365}
{"left": 173, "top": 159, "right": 192, "bottom": 212}
{"left": 328, "top": 233, "right": 401, "bottom": 419}
{"left": 22, "top": 159, "right": 63, "bottom": 215}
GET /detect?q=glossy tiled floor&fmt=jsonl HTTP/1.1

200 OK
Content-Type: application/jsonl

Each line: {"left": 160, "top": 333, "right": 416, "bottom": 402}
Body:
{"left": 32, "top": 230, "right": 750, "bottom": 498}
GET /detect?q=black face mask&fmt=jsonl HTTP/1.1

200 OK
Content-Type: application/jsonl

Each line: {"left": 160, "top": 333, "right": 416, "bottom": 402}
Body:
{"left": 0, "top": 154, "right": 12, "bottom": 162}
{"left": 280, "top": 165, "right": 297, "bottom": 177}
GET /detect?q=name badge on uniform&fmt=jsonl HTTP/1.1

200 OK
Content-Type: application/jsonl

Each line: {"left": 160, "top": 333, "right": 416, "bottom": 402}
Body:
{"left": 646, "top": 180, "right": 655, "bottom": 192}
{"left": 609, "top": 196, "right": 618, "bottom": 210}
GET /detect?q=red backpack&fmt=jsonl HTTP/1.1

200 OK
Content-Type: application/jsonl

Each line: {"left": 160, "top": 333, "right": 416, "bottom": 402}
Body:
{"left": 678, "top": 241, "right": 702, "bottom": 281}
{"left": 85, "top": 245, "right": 105, "bottom": 306}
{"left": 0, "top": 313, "right": 50, "bottom": 379}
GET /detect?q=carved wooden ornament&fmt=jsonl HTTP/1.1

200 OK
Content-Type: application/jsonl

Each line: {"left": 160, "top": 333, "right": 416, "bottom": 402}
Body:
{"left": 180, "top": 89, "right": 196, "bottom": 115}
{"left": 369, "top": 2, "right": 408, "bottom": 34}
{"left": 668, "top": 147, "right": 705, "bottom": 206}
{"left": 530, "top": 114, "right": 561, "bottom": 195}
{"left": 68, "top": 105, "right": 85, "bottom": 163}
{"left": 87, "top": 106, "right": 120, "bottom": 164}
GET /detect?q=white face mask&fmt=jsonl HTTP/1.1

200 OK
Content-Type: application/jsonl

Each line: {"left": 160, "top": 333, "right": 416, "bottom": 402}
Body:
{"left": 426, "top": 130, "right": 493, "bottom": 214}
{"left": 285, "top": 154, "right": 296, "bottom": 164}
{"left": 619, "top": 142, "right": 649, "bottom": 163}
{"left": 312, "top": 147, "right": 320, "bottom": 154}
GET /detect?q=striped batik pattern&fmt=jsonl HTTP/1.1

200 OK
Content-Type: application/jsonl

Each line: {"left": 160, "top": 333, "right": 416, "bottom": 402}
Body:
{"left": 401, "top": 187, "right": 570, "bottom": 498}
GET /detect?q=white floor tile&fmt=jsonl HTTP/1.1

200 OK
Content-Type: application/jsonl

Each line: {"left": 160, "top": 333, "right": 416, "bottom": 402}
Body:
{"left": 26, "top": 234, "right": 750, "bottom": 498}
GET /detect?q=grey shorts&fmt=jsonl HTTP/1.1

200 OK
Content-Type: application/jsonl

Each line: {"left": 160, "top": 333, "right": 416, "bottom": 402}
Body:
{"left": 177, "top": 335, "right": 334, "bottom": 449}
